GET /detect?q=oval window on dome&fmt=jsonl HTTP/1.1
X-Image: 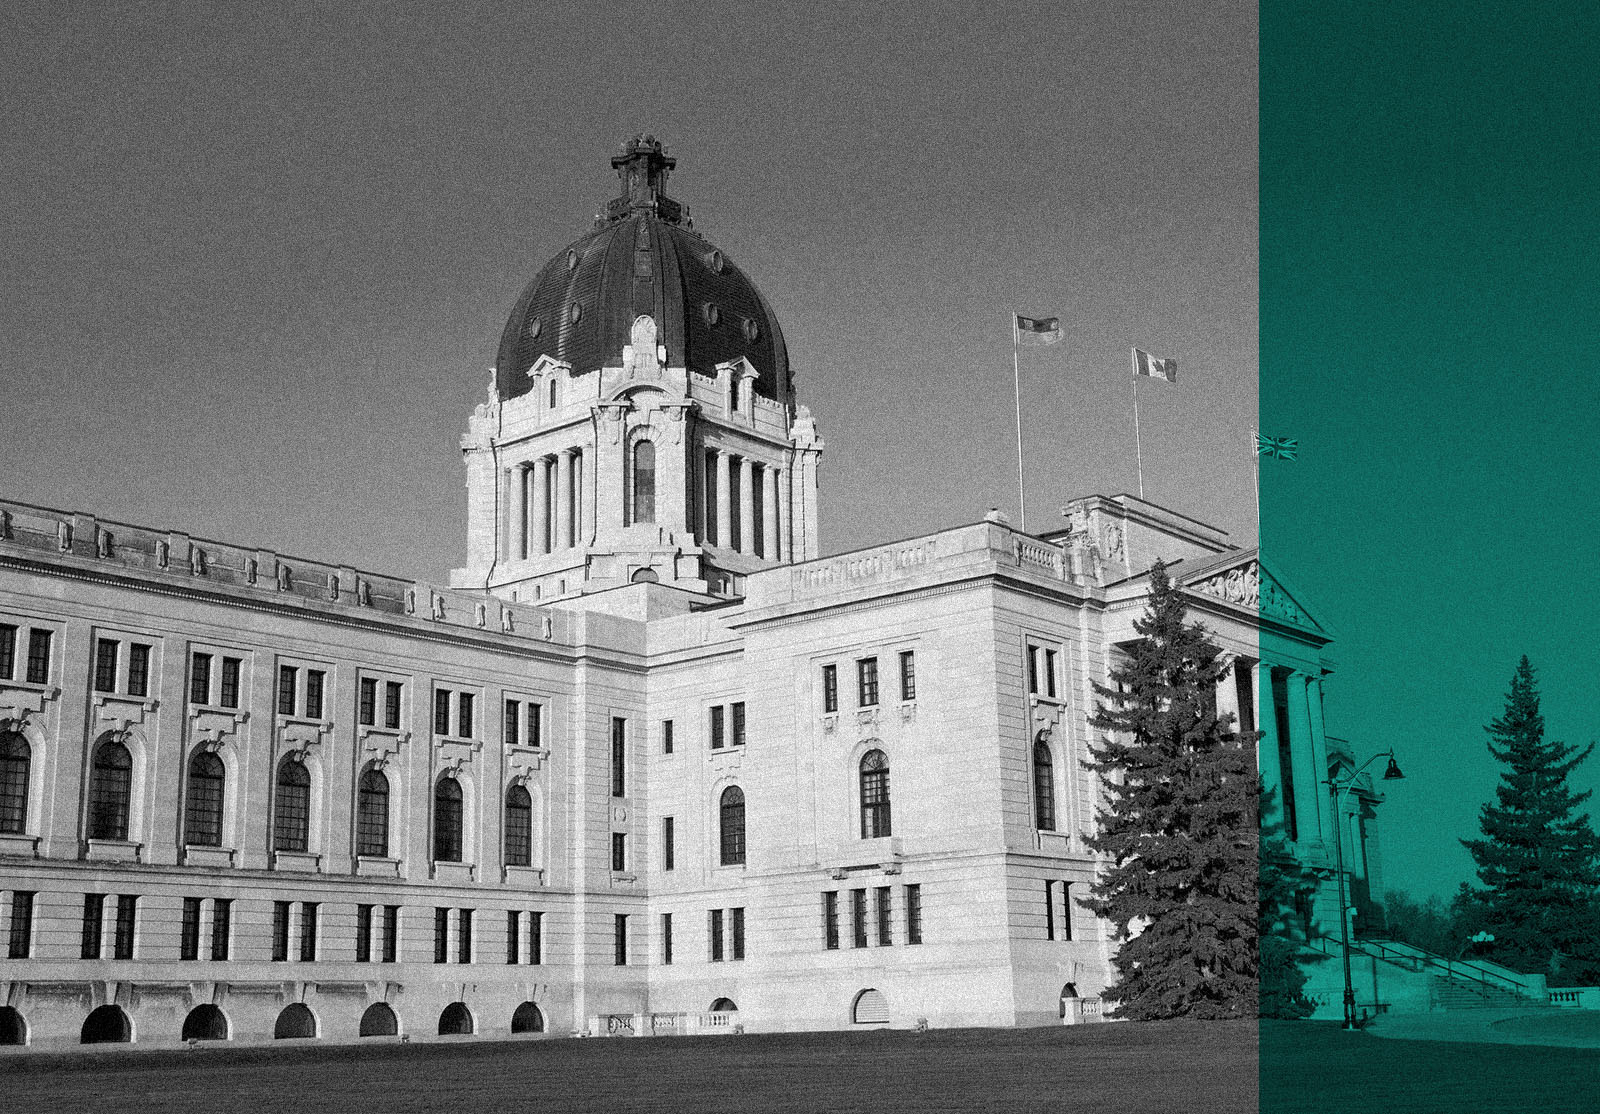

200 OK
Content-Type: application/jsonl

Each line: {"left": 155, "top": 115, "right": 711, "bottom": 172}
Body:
{"left": 701, "top": 302, "right": 720, "bottom": 327}
{"left": 526, "top": 317, "right": 542, "bottom": 340}
{"left": 567, "top": 249, "right": 580, "bottom": 271}
{"left": 708, "top": 250, "right": 724, "bottom": 274}
{"left": 741, "top": 317, "right": 760, "bottom": 342}
{"left": 568, "top": 302, "right": 582, "bottom": 325}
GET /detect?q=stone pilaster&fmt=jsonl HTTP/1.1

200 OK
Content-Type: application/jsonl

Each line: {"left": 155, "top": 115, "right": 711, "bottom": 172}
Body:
{"left": 533, "top": 456, "right": 551, "bottom": 556}
{"left": 556, "top": 450, "right": 574, "bottom": 549}
{"left": 739, "top": 456, "right": 756, "bottom": 554}
{"left": 1286, "top": 671, "right": 1323, "bottom": 853}
{"left": 1254, "top": 662, "right": 1286, "bottom": 836}
{"left": 715, "top": 450, "right": 732, "bottom": 549}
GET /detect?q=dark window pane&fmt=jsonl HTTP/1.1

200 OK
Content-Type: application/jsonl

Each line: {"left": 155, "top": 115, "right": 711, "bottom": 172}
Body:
{"left": 0, "top": 731, "right": 30, "bottom": 835}
{"left": 457, "top": 692, "right": 474, "bottom": 738}
{"left": 211, "top": 898, "right": 231, "bottom": 960}
{"left": 359, "top": 679, "right": 378, "bottom": 726}
{"left": 272, "top": 901, "right": 290, "bottom": 961}
{"left": 0, "top": 624, "right": 15, "bottom": 680}
{"left": 94, "top": 639, "right": 118, "bottom": 693}
{"left": 529, "top": 702, "right": 542, "bottom": 748}
{"left": 273, "top": 759, "right": 311, "bottom": 853}
{"left": 25, "top": 629, "right": 51, "bottom": 684}
{"left": 433, "top": 777, "right": 463, "bottom": 862}
{"left": 458, "top": 907, "right": 472, "bottom": 964}
{"left": 1033, "top": 741, "right": 1056, "bottom": 831}
{"left": 504, "top": 784, "right": 532, "bottom": 868}
{"left": 219, "top": 657, "right": 240, "bottom": 708}
{"left": 277, "top": 666, "right": 297, "bottom": 716}
{"left": 899, "top": 651, "right": 916, "bottom": 701}
{"left": 610, "top": 718, "right": 626, "bottom": 797}
{"left": 611, "top": 832, "right": 626, "bottom": 872}
{"left": 632, "top": 440, "right": 656, "bottom": 525}
{"left": 719, "top": 786, "right": 746, "bottom": 866}
{"left": 710, "top": 705, "right": 724, "bottom": 750}
{"left": 127, "top": 644, "right": 150, "bottom": 698}
{"left": 613, "top": 914, "right": 627, "bottom": 966}
{"left": 823, "top": 891, "right": 839, "bottom": 950}
{"left": 851, "top": 889, "right": 868, "bottom": 948}
{"left": 113, "top": 895, "right": 136, "bottom": 959}
{"left": 356, "top": 768, "right": 389, "bottom": 858}
{"left": 89, "top": 740, "right": 132, "bottom": 841}
{"left": 876, "top": 887, "right": 892, "bottom": 947}
{"left": 434, "top": 907, "right": 449, "bottom": 964}
{"left": 305, "top": 670, "right": 325, "bottom": 720}
{"left": 906, "top": 884, "right": 923, "bottom": 945}
{"left": 822, "top": 664, "right": 838, "bottom": 713}
{"left": 709, "top": 909, "right": 723, "bottom": 962}
{"left": 434, "top": 689, "right": 451, "bottom": 735}
{"left": 732, "top": 906, "right": 745, "bottom": 960}
{"left": 81, "top": 893, "right": 105, "bottom": 959}
{"left": 661, "top": 912, "right": 672, "bottom": 965}
{"left": 662, "top": 718, "right": 672, "bottom": 754}
{"left": 384, "top": 682, "right": 402, "bottom": 730}
{"left": 731, "top": 701, "right": 746, "bottom": 747}
{"left": 299, "top": 902, "right": 317, "bottom": 962}
{"left": 383, "top": 905, "right": 399, "bottom": 962}
{"left": 506, "top": 910, "right": 520, "bottom": 965}
{"left": 663, "top": 816, "right": 675, "bottom": 872}
{"left": 858, "top": 658, "right": 878, "bottom": 707}
{"left": 7, "top": 891, "right": 33, "bottom": 959}
{"left": 180, "top": 897, "right": 201, "bottom": 960}
{"left": 530, "top": 910, "right": 543, "bottom": 965}
{"left": 859, "top": 749, "right": 891, "bottom": 838}
{"left": 189, "top": 653, "right": 211, "bottom": 705}
{"left": 503, "top": 699, "right": 519, "bottom": 746}
{"left": 356, "top": 904, "right": 373, "bottom": 963}
{"left": 184, "top": 751, "right": 225, "bottom": 847}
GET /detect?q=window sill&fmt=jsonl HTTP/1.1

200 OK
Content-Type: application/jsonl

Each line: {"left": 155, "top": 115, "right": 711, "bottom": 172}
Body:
{"left": 0, "top": 832, "right": 40, "bottom": 858}
{"left": 432, "top": 861, "right": 476, "bottom": 883}
{"left": 273, "top": 850, "right": 322, "bottom": 873}
{"left": 183, "top": 845, "right": 236, "bottom": 868}
{"left": 356, "top": 855, "right": 402, "bottom": 878}
{"left": 86, "top": 838, "right": 143, "bottom": 863}
{"left": 1035, "top": 830, "right": 1073, "bottom": 855}
{"left": 0, "top": 678, "right": 60, "bottom": 700}
{"left": 92, "top": 692, "right": 160, "bottom": 712}
{"left": 503, "top": 864, "right": 545, "bottom": 886}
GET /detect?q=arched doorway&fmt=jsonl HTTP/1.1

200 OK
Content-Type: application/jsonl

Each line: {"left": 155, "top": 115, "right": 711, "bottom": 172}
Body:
{"left": 0, "top": 1006, "right": 27, "bottom": 1046}
{"left": 851, "top": 989, "right": 889, "bottom": 1025}
{"left": 181, "top": 1004, "right": 228, "bottom": 1042}
{"left": 359, "top": 1002, "right": 399, "bottom": 1037}
{"left": 1059, "top": 983, "right": 1081, "bottom": 1020}
{"left": 274, "top": 1003, "right": 317, "bottom": 1039}
{"left": 510, "top": 1002, "right": 544, "bottom": 1034}
{"left": 438, "top": 1002, "right": 474, "bottom": 1036}
{"left": 709, "top": 997, "right": 738, "bottom": 1013}
{"left": 81, "top": 1004, "right": 131, "bottom": 1044}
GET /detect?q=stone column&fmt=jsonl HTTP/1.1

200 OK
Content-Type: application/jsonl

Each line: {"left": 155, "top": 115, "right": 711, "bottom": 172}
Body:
{"left": 799, "top": 449, "right": 821, "bottom": 560}
{"left": 1286, "top": 671, "right": 1323, "bottom": 851}
{"left": 1217, "top": 654, "right": 1241, "bottom": 733}
{"left": 533, "top": 457, "right": 551, "bottom": 556}
{"left": 1254, "top": 662, "right": 1286, "bottom": 836}
{"left": 1306, "top": 674, "right": 1335, "bottom": 847}
{"left": 715, "top": 450, "right": 732, "bottom": 549}
{"left": 763, "top": 465, "right": 780, "bottom": 561}
{"left": 739, "top": 456, "right": 756, "bottom": 554}
{"left": 518, "top": 466, "right": 531, "bottom": 559}
{"left": 775, "top": 465, "right": 789, "bottom": 562}
{"left": 556, "top": 450, "right": 574, "bottom": 550}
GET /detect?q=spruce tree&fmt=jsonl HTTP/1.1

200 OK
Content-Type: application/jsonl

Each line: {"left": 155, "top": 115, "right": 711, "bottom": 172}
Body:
{"left": 1085, "top": 560, "right": 1259, "bottom": 1019}
{"left": 1458, "top": 657, "right": 1600, "bottom": 984}
{"left": 1258, "top": 812, "right": 1317, "bottom": 1020}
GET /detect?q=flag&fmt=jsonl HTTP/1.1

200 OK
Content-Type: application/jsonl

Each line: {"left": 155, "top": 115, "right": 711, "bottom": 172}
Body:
{"left": 1132, "top": 347, "right": 1177, "bottom": 383}
{"left": 1254, "top": 433, "right": 1299, "bottom": 460}
{"left": 1015, "top": 314, "right": 1063, "bottom": 345}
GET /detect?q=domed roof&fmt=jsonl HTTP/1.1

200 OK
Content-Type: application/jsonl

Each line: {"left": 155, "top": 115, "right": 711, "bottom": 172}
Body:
{"left": 496, "top": 137, "right": 790, "bottom": 403}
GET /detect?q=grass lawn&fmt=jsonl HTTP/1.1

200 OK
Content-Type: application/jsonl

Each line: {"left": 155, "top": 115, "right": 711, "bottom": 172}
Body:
{"left": 2, "top": 1022, "right": 1256, "bottom": 1114}
{"left": 1260, "top": 1020, "right": 1600, "bottom": 1114}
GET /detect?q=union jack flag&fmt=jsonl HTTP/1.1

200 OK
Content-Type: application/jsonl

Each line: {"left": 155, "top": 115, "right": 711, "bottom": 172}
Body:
{"left": 1254, "top": 433, "right": 1299, "bottom": 460}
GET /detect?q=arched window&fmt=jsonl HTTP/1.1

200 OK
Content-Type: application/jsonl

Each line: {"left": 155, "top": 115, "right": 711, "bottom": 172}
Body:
{"left": 88, "top": 738, "right": 132, "bottom": 841}
{"left": 0, "top": 731, "right": 31, "bottom": 835}
{"left": 859, "top": 750, "right": 891, "bottom": 839}
{"left": 547, "top": 377, "right": 557, "bottom": 409}
{"left": 434, "top": 776, "right": 463, "bottom": 862}
{"left": 719, "top": 785, "right": 746, "bottom": 866}
{"left": 273, "top": 758, "right": 310, "bottom": 853}
{"left": 631, "top": 440, "right": 656, "bottom": 525}
{"left": 184, "top": 751, "right": 225, "bottom": 847}
{"left": 356, "top": 767, "right": 390, "bottom": 858}
{"left": 852, "top": 988, "right": 889, "bottom": 1025}
{"left": 504, "top": 784, "right": 533, "bottom": 867}
{"left": 1033, "top": 740, "right": 1056, "bottom": 831}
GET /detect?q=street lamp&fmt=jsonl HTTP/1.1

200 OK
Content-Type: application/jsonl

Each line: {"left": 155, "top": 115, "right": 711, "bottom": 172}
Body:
{"left": 1328, "top": 749, "right": 1404, "bottom": 1030}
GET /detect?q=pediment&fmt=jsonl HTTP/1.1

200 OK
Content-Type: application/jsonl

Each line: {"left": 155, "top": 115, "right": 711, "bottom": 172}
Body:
{"left": 1180, "top": 551, "right": 1329, "bottom": 636}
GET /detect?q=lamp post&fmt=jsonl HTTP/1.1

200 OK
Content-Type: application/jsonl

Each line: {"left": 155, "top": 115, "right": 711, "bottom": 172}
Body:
{"left": 1328, "top": 750, "right": 1404, "bottom": 1030}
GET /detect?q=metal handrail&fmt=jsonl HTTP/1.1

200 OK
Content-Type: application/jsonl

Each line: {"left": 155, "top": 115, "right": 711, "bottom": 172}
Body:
{"left": 1354, "top": 938, "right": 1535, "bottom": 998}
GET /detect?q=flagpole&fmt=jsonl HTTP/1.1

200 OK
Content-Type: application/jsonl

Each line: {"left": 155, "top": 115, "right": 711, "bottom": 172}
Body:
{"left": 1012, "top": 312, "right": 1027, "bottom": 532}
{"left": 1251, "top": 427, "right": 1260, "bottom": 549}
{"left": 1130, "top": 350, "right": 1146, "bottom": 501}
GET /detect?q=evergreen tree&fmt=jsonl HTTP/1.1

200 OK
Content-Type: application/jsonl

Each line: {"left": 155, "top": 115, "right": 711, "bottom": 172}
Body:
{"left": 1458, "top": 657, "right": 1600, "bottom": 985}
{"left": 1259, "top": 807, "right": 1318, "bottom": 1020}
{"left": 1085, "top": 560, "right": 1259, "bottom": 1019}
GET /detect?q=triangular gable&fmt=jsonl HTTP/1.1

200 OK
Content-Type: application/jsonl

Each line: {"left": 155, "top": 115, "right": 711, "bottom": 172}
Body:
{"left": 1178, "top": 548, "right": 1333, "bottom": 638}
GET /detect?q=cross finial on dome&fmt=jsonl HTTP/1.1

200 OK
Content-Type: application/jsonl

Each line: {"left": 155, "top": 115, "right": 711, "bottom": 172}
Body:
{"left": 606, "top": 135, "right": 683, "bottom": 224}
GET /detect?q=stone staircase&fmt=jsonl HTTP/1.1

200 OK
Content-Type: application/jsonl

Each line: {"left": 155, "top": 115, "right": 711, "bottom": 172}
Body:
{"left": 1359, "top": 938, "right": 1549, "bottom": 1012}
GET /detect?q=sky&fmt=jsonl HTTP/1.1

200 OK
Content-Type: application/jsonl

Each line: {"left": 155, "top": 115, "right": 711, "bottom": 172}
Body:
{"left": 3, "top": 2, "right": 1593, "bottom": 903}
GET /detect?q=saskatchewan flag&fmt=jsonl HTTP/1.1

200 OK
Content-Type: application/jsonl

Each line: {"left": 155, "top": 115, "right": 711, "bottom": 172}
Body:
{"left": 1015, "top": 314, "right": 1063, "bottom": 345}
{"left": 1255, "top": 433, "right": 1299, "bottom": 460}
{"left": 1132, "top": 347, "right": 1177, "bottom": 383}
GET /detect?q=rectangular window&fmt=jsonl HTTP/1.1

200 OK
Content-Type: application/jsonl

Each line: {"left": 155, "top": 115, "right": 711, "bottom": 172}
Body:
{"left": 662, "top": 718, "right": 674, "bottom": 755}
{"left": 613, "top": 914, "right": 628, "bottom": 966}
{"left": 709, "top": 704, "right": 725, "bottom": 749}
{"left": 507, "top": 910, "right": 521, "bottom": 965}
{"left": 851, "top": 888, "right": 868, "bottom": 948}
{"left": 458, "top": 908, "right": 473, "bottom": 964}
{"left": 434, "top": 689, "right": 451, "bottom": 735}
{"left": 709, "top": 908, "right": 724, "bottom": 962}
{"left": 220, "top": 657, "right": 241, "bottom": 708}
{"left": 211, "top": 898, "right": 231, "bottom": 961}
{"left": 1027, "top": 644, "right": 1041, "bottom": 695}
{"left": 95, "top": 638, "right": 119, "bottom": 693}
{"left": 434, "top": 907, "right": 449, "bottom": 964}
{"left": 25, "top": 629, "right": 52, "bottom": 684}
{"left": 612, "top": 832, "right": 627, "bottom": 873}
{"left": 277, "top": 665, "right": 297, "bottom": 716}
{"left": 731, "top": 701, "right": 746, "bottom": 747}
{"left": 663, "top": 817, "right": 675, "bottom": 871}
{"left": 457, "top": 692, "right": 474, "bottom": 738}
{"left": 822, "top": 663, "right": 838, "bottom": 713}
{"left": 1061, "top": 882, "right": 1074, "bottom": 941}
{"left": 299, "top": 902, "right": 318, "bottom": 962}
{"left": 7, "top": 890, "right": 33, "bottom": 958}
{"left": 272, "top": 901, "right": 291, "bottom": 962}
{"left": 383, "top": 905, "right": 400, "bottom": 963}
{"left": 360, "top": 679, "right": 378, "bottom": 726}
{"left": 1045, "top": 649, "right": 1059, "bottom": 699}
{"left": 899, "top": 651, "right": 916, "bottom": 701}
{"left": 875, "top": 887, "right": 892, "bottom": 947}
{"left": 356, "top": 904, "right": 373, "bottom": 963}
{"left": 503, "top": 698, "right": 519, "bottom": 746}
{"left": 180, "top": 896, "right": 202, "bottom": 960}
{"left": 189, "top": 652, "right": 211, "bottom": 705}
{"left": 1045, "top": 880, "right": 1056, "bottom": 940}
{"left": 384, "top": 682, "right": 403, "bottom": 730}
{"left": 857, "top": 658, "right": 879, "bottom": 707}
{"left": 661, "top": 912, "right": 673, "bottom": 965}
{"left": 528, "top": 701, "right": 542, "bottom": 747}
{"left": 82, "top": 893, "right": 105, "bottom": 959}
{"left": 905, "top": 884, "right": 923, "bottom": 945}
{"left": 530, "top": 910, "right": 543, "bottom": 965}
{"left": 823, "top": 891, "right": 840, "bottom": 950}
{"left": 731, "top": 906, "right": 745, "bottom": 961}
{"left": 611, "top": 717, "right": 626, "bottom": 797}
{"left": 127, "top": 642, "right": 151, "bottom": 698}
{"left": 0, "top": 624, "right": 15, "bottom": 680}
{"left": 305, "top": 670, "right": 325, "bottom": 720}
{"left": 114, "top": 894, "right": 137, "bottom": 960}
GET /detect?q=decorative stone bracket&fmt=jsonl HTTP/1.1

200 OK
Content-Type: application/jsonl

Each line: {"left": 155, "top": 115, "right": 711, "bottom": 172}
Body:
{"left": 0, "top": 681, "right": 59, "bottom": 735}
{"left": 1028, "top": 695, "right": 1066, "bottom": 742}
{"left": 279, "top": 718, "right": 330, "bottom": 760}
{"left": 506, "top": 744, "right": 545, "bottom": 783}
{"left": 359, "top": 728, "right": 409, "bottom": 770}
{"left": 191, "top": 707, "right": 247, "bottom": 751}
{"left": 436, "top": 737, "right": 482, "bottom": 773}
{"left": 92, "top": 693, "right": 158, "bottom": 740}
